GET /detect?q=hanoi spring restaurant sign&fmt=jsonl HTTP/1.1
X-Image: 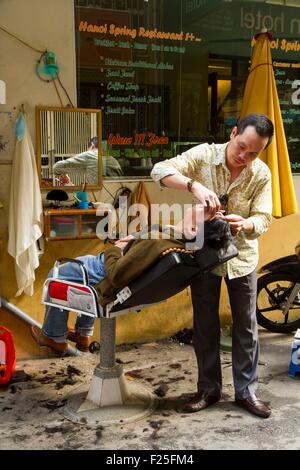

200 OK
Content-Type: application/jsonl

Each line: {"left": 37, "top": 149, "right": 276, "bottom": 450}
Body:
{"left": 75, "top": 5, "right": 208, "bottom": 150}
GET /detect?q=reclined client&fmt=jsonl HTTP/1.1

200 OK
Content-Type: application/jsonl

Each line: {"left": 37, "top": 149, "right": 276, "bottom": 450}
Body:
{"left": 31, "top": 205, "right": 232, "bottom": 355}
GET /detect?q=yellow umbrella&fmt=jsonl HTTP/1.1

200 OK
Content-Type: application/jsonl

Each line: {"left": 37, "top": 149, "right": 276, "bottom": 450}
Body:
{"left": 240, "top": 31, "right": 298, "bottom": 217}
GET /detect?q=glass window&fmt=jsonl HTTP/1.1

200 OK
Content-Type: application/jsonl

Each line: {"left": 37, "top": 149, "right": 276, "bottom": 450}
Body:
{"left": 75, "top": 0, "right": 300, "bottom": 176}
{"left": 75, "top": 0, "right": 208, "bottom": 179}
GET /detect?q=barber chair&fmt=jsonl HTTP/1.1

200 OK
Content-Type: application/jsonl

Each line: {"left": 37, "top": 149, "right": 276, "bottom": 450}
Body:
{"left": 42, "top": 243, "right": 238, "bottom": 425}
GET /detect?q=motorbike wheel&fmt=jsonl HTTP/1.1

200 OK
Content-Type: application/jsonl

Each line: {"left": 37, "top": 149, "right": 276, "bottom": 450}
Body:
{"left": 257, "top": 272, "right": 300, "bottom": 333}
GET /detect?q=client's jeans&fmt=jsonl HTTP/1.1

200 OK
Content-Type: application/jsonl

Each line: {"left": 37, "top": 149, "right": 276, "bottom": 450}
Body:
{"left": 42, "top": 253, "right": 106, "bottom": 342}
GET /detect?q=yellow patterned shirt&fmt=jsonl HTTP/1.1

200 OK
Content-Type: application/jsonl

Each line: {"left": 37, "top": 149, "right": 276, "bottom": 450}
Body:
{"left": 151, "top": 142, "right": 272, "bottom": 279}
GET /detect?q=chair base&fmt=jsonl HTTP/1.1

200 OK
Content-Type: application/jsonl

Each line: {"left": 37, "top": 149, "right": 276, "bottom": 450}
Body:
{"left": 63, "top": 376, "right": 157, "bottom": 426}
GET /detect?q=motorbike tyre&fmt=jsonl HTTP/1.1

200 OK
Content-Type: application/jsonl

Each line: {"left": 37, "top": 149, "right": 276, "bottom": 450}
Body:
{"left": 257, "top": 272, "right": 300, "bottom": 333}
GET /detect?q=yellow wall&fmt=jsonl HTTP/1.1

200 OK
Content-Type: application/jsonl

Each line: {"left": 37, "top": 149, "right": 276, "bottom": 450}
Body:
{"left": 2, "top": 214, "right": 300, "bottom": 359}
{"left": 1, "top": 1, "right": 300, "bottom": 359}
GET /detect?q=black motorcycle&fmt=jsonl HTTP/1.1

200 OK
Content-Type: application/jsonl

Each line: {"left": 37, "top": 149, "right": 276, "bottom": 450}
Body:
{"left": 257, "top": 254, "right": 300, "bottom": 333}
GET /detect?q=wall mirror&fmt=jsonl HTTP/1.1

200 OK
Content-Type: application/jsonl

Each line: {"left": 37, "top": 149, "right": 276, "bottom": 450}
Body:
{"left": 36, "top": 106, "right": 102, "bottom": 189}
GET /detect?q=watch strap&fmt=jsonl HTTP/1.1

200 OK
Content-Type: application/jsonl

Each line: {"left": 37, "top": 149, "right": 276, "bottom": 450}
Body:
{"left": 187, "top": 179, "right": 195, "bottom": 192}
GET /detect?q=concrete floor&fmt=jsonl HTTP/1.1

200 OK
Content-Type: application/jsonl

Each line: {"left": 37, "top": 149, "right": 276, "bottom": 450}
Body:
{"left": 0, "top": 328, "right": 299, "bottom": 450}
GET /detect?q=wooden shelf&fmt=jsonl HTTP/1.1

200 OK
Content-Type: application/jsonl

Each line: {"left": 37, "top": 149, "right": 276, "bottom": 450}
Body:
{"left": 44, "top": 208, "right": 108, "bottom": 241}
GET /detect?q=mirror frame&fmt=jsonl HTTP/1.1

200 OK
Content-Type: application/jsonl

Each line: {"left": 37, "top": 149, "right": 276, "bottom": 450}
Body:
{"left": 36, "top": 106, "right": 102, "bottom": 190}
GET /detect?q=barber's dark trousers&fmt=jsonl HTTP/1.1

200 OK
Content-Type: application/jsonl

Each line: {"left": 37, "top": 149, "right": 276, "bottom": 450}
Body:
{"left": 191, "top": 270, "right": 259, "bottom": 399}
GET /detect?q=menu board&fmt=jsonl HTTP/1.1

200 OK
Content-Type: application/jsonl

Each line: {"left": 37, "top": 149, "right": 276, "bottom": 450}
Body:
{"left": 75, "top": 2, "right": 300, "bottom": 175}
{"left": 274, "top": 61, "right": 300, "bottom": 173}
{"left": 75, "top": 3, "right": 208, "bottom": 175}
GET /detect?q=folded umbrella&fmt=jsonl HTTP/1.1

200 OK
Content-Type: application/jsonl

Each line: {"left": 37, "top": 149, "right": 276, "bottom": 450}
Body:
{"left": 240, "top": 31, "right": 298, "bottom": 217}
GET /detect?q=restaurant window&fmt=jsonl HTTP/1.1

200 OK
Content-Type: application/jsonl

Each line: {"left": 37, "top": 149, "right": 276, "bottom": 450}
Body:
{"left": 75, "top": 0, "right": 300, "bottom": 177}
{"left": 75, "top": 0, "right": 208, "bottom": 179}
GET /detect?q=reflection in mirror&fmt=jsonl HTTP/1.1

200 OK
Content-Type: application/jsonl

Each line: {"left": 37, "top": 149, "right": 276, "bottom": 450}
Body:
{"left": 36, "top": 107, "right": 102, "bottom": 189}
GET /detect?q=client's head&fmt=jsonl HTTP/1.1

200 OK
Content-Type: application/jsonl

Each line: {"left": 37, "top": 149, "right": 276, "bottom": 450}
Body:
{"left": 204, "top": 218, "right": 233, "bottom": 251}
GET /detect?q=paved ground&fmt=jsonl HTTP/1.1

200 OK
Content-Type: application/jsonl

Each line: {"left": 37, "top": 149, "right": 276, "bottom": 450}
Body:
{"left": 0, "top": 328, "right": 299, "bottom": 450}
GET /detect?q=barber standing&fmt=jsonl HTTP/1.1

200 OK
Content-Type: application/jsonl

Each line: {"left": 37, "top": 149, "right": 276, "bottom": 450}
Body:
{"left": 151, "top": 113, "right": 274, "bottom": 418}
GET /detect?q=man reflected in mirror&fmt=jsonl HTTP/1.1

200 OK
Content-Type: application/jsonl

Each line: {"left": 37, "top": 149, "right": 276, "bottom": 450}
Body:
{"left": 53, "top": 137, "right": 123, "bottom": 185}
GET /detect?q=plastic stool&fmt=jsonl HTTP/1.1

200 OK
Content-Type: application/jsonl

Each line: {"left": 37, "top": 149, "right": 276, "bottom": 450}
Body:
{"left": 289, "top": 329, "right": 300, "bottom": 379}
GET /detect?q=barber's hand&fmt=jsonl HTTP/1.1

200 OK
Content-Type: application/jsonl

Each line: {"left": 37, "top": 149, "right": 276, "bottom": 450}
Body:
{"left": 223, "top": 214, "right": 253, "bottom": 235}
{"left": 115, "top": 240, "right": 130, "bottom": 250}
{"left": 118, "top": 234, "right": 135, "bottom": 242}
{"left": 114, "top": 234, "right": 135, "bottom": 250}
{"left": 215, "top": 210, "right": 226, "bottom": 219}
{"left": 191, "top": 182, "right": 220, "bottom": 216}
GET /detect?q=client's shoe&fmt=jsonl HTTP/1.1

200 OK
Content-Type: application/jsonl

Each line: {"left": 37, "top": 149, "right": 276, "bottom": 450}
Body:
{"left": 30, "top": 325, "right": 68, "bottom": 356}
{"left": 176, "top": 390, "right": 220, "bottom": 413}
{"left": 235, "top": 395, "right": 271, "bottom": 419}
{"left": 67, "top": 328, "right": 90, "bottom": 352}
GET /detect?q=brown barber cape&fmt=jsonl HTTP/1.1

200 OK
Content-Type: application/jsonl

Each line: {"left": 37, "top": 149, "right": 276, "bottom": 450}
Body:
{"left": 96, "top": 225, "right": 189, "bottom": 306}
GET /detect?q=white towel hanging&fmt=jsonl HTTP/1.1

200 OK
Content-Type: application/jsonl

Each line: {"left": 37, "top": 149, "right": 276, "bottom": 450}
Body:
{"left": 7, "top": 112, "right": 43, "bottom": 296}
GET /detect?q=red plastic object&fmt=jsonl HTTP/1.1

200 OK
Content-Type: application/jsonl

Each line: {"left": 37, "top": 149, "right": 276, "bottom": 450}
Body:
{"left": 0, "top": 326, "right": 16, "bottom": 385}
{"left": 51, "top": 217, "right": 76, "bottom": 224}
{"left": 49, "top": 281, "right": 90, "bottom": 301}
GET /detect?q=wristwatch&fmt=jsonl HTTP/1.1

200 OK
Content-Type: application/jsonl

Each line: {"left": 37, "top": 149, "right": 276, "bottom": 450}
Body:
{"left": 187, "top": 179, "right": 195, "bottom": 192}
